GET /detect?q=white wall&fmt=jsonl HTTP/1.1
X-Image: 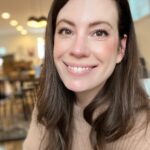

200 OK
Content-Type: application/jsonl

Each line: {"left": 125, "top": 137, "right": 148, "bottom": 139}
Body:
{"left": 0, "top": 33, "right": 44, "bottom": 65}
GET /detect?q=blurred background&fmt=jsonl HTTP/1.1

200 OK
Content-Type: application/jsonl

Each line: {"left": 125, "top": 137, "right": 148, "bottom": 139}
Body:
{"left": 0, "top": 0, "right": 150, "bottom": 149}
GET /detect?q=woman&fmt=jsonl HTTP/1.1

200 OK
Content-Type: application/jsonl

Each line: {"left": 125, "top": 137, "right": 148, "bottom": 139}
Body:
{"left": 23, "top": 0, "right": 150, "bottom": 149}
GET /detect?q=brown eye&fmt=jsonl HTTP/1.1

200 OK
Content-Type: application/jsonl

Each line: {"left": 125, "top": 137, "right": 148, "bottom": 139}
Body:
{"left": 94, "top": 29, "right": 108, "bottom": 37}
{"left": 58, "top": 28, "right": 72, "bottom": 35}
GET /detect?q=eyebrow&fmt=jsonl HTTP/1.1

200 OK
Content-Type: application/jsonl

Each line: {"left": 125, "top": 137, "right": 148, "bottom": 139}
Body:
{"left": 89, "top": 21, "right": 113, "bottom": 29}
{"left": 56, "top": 19, "right": 75, "bottom": 27}
{"left": 56, "top": 19, "right": 113, "bottom": 29}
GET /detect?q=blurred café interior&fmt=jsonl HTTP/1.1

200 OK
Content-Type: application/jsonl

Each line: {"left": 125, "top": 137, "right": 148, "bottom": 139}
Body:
{"left": 0, "top": 0, "right": 150, "bottom": 149}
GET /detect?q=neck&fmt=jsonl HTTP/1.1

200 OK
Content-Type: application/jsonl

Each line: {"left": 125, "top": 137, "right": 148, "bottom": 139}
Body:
{"left": 75, "top": 86, "right": 102, "bottom": 108}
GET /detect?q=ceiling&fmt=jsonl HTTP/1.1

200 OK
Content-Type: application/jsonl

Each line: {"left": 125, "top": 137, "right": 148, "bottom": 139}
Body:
{"left": 0, "top": 0, "right": 52, "bottom": 36}
{"left": 0, "top": 0, "right": 150, "bottom": 36}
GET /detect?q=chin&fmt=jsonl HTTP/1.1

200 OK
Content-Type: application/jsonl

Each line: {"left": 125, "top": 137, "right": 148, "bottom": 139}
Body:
{"left": 64, "top": 82, "right": 87, "bottom": 92}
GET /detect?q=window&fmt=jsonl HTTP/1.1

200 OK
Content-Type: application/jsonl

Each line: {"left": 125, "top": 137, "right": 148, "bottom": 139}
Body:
{"left": 129, "top": 0, "right": 150, "bottom": 21}
{"left": 0, "top": 47, "right": 6, "bottom": 56}
{"left": 37, "top": 37, "right": 45, "bottom": 59}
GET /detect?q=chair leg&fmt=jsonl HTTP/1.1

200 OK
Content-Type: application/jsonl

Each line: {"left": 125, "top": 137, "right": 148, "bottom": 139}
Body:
{"left": 20, "top": 94, "right": 29, "bottom": 121}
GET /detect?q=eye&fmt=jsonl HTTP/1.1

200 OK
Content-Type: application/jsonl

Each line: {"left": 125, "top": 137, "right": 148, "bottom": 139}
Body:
{"left": 92, "top": 29, "right": 109, "bottom": 38}
{"left": 58, "top": 28, "right": 73, "bottom": 36}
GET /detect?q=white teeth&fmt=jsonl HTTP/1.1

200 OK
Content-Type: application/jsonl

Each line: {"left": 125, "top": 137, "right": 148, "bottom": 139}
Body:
{"left": 68, "top": 66, "right": 91, "bottom": 73}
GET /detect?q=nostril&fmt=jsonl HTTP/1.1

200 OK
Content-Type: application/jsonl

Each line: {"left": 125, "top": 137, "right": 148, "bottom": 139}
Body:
{"left": 70, "top": 48, "right": 90, "bottom": 58}
{"left": 92, "top": 65, "right": 97, "bottom": 68}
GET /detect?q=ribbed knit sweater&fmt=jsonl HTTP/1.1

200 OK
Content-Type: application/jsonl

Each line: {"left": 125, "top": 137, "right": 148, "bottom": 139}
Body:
{"left": 23, "top": 104, "right": 150, "bottom": 150}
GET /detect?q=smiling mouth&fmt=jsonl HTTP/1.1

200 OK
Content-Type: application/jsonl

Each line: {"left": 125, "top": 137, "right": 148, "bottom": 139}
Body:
{"left": 68, "top": 66, "right": 92, "bottom": 73}
{"left": 64, "top": 62, "right": 97, "bottom": 75}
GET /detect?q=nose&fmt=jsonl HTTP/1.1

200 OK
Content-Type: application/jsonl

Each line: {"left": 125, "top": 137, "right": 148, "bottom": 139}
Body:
{"left": 70, "top": 35, "right": 90, "bottom": 58}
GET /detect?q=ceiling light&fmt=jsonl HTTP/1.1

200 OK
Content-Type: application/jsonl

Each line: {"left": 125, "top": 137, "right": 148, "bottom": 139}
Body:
{"left": 27, "top": 17, "right": 39, "bottom": 28}
{"left": 10, "top": 20, "right": 18, "bottom": 26}
{"left": 27, "top": 16, "right": 47, "bottom": 28}
{"left": 38, "top": 16, "right": 47, "bottom": 27}
{"left": 1, "top": 12, "right": 10, "bottom": 19}
{"left": 16, "top": 25, "right": 23, "bottom": 31}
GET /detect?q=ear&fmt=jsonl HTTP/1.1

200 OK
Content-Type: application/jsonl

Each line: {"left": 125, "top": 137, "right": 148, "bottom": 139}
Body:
{"left": 116, "top": 34, "right": 127, "bottom": 64}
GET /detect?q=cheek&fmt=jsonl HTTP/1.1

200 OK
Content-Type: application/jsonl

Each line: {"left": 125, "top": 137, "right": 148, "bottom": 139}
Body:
{"left": 53, "top": 37, "right": 63, "bottom": 59}
{"left": 93, "top": 38, "right": 119, "bottom": 59}
{"left": 54, "top": 36, "right": 72, "bottom": 59}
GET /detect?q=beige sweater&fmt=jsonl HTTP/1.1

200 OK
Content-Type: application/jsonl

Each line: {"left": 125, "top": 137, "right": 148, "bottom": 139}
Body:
{"left": 23, "top": 105, "right": 150, "bottom": 150}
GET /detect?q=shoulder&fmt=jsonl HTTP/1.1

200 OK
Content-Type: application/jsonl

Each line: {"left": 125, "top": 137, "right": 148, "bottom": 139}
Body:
{"left": 127, "top": 109, "right": 150, "bottom": 144}
{"left": 122, "top": 120, "right": 150, "bottom": 150}
{"left": 107, "top": 110, "right": 150, "bottom": 150}
{"left": 125, "top": 111, "right": 150, "bottom": 149}
{"left": 23, "top": 107, "right": 47, "bottom": 150}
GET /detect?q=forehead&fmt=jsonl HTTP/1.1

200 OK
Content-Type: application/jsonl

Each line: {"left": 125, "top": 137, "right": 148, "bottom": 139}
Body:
{"left": 57, "top": 0, "right": 118, "bottom": 28}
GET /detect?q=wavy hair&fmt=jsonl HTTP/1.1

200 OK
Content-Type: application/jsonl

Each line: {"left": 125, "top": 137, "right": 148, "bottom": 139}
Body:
{"left": 37, "top": 0, "right": 150, "bottom": 149}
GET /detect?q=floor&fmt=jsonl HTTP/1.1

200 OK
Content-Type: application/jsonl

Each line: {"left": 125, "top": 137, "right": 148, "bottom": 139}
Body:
{"left": 0, "top": 95, "right": 34, "bottom": 150}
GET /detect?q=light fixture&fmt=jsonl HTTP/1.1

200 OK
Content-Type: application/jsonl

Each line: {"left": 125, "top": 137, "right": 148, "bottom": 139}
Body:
{"left": 1, "top": 12, "right": 10, "bottom": 19}
{"left": 16, "top": 25, "right": 23, "bottom": 31}
{"left": 10, "top": 20, "right": 18, "bottom": 26}
{"left": 38, "top": 16, "right": 47, "bottom": 27}
{"left": 27, "top": 17, "right": 38, "bottom": 27}
{"left": 27, "top": 16, "right": 47, "bottom": 28}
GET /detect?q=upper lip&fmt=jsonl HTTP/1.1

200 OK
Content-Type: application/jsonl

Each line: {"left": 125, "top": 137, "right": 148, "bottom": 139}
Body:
{"left": 63, "top": 61, "right": 98, "bottom": 68}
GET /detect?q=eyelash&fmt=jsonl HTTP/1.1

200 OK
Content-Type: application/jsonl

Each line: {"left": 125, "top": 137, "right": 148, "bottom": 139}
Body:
{"left": 58, "top": 27, "right": 73, "bottom": 36}
{"left": 92, "top": 29, "right": 109, "bottom": 37}
{"left": 57, "top": 27, "right": 109, "bottom": 39}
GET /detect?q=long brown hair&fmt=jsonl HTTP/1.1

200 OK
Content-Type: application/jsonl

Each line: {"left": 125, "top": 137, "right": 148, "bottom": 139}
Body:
{"left": 37, "top": 0, "right": 150, "bottom": 149}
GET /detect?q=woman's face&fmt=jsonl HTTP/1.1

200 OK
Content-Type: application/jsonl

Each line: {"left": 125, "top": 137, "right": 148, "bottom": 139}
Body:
{"left": 54, "top": 0, "right": 126, "bottom": 99}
